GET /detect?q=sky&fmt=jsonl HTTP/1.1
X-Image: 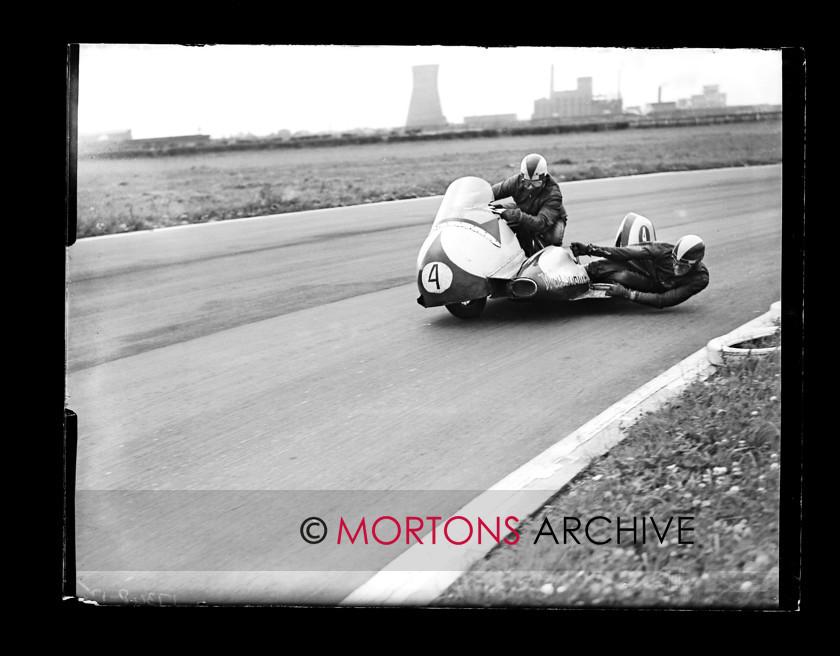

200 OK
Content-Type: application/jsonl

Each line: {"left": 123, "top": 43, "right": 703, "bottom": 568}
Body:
{"left": 76, "top": 44, "right": 784, "bottom": 140}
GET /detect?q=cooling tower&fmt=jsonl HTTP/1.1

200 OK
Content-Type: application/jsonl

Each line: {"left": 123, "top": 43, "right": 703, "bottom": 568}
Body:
{"left": 406, "top": 64, "right": 447, "bottom": 130}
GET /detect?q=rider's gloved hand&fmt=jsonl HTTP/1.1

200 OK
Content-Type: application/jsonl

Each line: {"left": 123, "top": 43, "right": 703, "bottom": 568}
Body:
{"left": 606, "top": 283, "right": 632, "bottom": 299}
{"left": 570, "top": 242, "right": 590, "bottom": 256}
{"left": 501, "top": 208, "right": 521, "bottom": 227}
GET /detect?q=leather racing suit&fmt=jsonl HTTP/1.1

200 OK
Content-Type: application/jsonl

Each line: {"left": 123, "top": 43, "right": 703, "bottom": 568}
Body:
{"left": 584, "top": 242, "right": 709, "bottom": 308}
{"left": 492, "top": 174, "right": 568, "bottom": 255}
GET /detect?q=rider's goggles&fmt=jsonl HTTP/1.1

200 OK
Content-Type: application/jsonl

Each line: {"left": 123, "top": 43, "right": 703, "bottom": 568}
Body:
{"left": 671, "top": 253, "right": 698, "bottom": 267}
{"left": 522, "top": 176, "right": 545, "bottom": 188}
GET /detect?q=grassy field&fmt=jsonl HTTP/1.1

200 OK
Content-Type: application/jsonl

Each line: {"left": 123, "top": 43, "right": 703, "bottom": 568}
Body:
{"left": 434, "top": 325, "right": 784, "bottom": 608}
{"left": 74, "top": 120, "right": 781, "bottom": 238}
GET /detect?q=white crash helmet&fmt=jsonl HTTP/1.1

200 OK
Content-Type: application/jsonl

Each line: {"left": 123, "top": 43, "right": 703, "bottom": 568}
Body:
{"left": 672, "top": 235, "right": 705, "bottom": 265}
{"left": 520, "top": 153, "right": 548, "bottom": 182}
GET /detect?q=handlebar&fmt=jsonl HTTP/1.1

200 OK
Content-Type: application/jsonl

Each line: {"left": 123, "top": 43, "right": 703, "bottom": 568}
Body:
{"left": 488, "top": 201, "right": 513, "bottom": 216}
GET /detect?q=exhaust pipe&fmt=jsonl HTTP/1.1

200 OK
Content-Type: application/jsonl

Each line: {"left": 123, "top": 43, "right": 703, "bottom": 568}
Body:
{"left": 509, "top": 277, "right": 538, "bottom": 298}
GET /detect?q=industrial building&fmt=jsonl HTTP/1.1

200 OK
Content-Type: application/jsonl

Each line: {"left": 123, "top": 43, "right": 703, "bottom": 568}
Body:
{"left": 78, "top": 132, "right": 212, "bottom": 156}
{"left": 532, "top": 73, "right": 623, "bottom": 121}
{"left": 79, "top": 129, "right": 133, "bottom": 143}
{"left": 648, "top": 84, "right": 728, "bottom": 114}
{"left": 680, "top": 85, "right": 727, "bottom": 110}
{"left": 463, "top": 113, "right": 518, "bottom": 129}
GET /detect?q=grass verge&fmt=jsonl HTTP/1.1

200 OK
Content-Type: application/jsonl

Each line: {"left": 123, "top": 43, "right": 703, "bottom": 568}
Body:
{"left": 433, "top": 324, "right": 782, "bottom": 608}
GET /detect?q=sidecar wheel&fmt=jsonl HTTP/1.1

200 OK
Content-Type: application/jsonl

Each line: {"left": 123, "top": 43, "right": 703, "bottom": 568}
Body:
{"left": 446, "top": 297, "right": 487, "bottom": 319}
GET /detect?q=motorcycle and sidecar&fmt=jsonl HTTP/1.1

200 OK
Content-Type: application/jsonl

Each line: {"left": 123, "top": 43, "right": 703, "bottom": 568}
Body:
{"left": 416, "top": 176, "right": 656, "bottom": 319}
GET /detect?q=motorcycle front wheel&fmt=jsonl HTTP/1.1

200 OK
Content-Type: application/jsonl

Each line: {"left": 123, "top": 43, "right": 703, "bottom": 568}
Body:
{"left": 445, "top": 297, "right": 487, "bottom": 319}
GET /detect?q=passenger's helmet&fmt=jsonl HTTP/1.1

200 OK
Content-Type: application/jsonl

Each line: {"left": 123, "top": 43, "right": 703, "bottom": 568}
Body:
{"left": 520, "top": 153, "right": 548, "bottom": 184}
{"left": 672, "top": 235, "right": 705, "bottom": 265}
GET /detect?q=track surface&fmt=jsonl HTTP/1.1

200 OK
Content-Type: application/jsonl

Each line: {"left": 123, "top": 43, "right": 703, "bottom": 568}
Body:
{"left": 68, "top": 165, "right": 782, "bottom": 605}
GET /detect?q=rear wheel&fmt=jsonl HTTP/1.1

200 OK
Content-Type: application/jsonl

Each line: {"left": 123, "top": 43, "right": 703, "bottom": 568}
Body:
{"left": 445, "top": 297, "right": 487, "bottom": 319}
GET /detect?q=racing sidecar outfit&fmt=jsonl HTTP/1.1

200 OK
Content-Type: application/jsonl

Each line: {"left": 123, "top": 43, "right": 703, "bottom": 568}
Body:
{"left": 492, "top": 174, "right": 568, "bottom": 255}
{"left": 584, "top": 242, "right": 709, "bottom": 308}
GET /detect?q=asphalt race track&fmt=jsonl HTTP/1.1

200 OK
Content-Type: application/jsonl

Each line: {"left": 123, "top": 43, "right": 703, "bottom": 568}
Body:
{"left": 67, "top": 165, "right": 783, "bottom": 605}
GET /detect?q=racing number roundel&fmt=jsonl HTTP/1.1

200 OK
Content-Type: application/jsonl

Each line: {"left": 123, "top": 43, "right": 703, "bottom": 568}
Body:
{"left": 422, "top": 262, "right": 453, "bottom": 293}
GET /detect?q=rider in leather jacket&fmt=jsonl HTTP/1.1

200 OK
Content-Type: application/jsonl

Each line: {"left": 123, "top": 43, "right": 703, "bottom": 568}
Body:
{"left": 492, "top": 153, "right": 568, "bottom": 256}
{"left": 571, "top": 236, "right": 709, "bottom": 308}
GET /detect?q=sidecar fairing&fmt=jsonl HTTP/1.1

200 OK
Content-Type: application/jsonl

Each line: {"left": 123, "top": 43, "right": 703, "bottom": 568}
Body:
{"left": 615, "top": 211, "right": 656, "bottom": 246}
{"left": 416, "top": 177, "right": 525, "bottom": 310}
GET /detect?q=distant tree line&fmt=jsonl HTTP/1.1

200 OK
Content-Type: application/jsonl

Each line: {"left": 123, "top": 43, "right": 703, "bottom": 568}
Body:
{"left": 78, "top": 109, "right": 782, "bottom": 160}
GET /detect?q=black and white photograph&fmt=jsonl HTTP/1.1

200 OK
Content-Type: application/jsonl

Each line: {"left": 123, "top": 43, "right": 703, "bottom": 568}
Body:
{"left": 64, "top": 44, "right": 802, "bottom": 609}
